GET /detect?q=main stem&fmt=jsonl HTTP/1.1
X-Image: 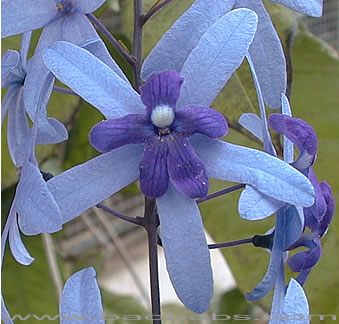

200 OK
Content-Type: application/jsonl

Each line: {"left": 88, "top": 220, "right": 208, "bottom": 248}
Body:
{"left": 133, "top": 0, "right": 143, "bottom": 89}
{"left": 144, "top": 197, "right": 161, "bottom": 324}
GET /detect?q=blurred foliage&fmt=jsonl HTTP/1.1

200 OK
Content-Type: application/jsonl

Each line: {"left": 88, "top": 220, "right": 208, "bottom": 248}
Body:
{"left": 2, "top": 0, "right": 339, "bottom": 322}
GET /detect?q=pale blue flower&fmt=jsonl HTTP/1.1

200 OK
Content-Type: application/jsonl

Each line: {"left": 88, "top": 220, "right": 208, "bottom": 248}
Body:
{"left": 42, "top": 9, "right": 315, "bottom": 313}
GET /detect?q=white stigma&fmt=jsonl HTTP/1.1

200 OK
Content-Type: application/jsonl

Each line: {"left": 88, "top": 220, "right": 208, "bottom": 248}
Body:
{"left": 151, "top": 105, "right": 175, "bottom": 128}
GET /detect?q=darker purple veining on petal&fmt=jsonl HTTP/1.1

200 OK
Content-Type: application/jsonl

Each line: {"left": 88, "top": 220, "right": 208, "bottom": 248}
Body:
{"left": 269, "top": 114, "right": 317, "bottom": 159}
{"left": 89, "top": 70, "right": 228, "bottom": 198}
{"left": 140, "top": 70, "right": 184, "bottom": 115}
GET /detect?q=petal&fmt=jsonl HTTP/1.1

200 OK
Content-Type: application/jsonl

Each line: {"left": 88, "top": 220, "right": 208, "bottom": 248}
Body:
{"left": 238, "top": 113, "right": 264, "bottom": 141}
{"left": 246, "top": 54, "right": 276, "bottom": 155}
{"left": 281, "top": 279, "right": 309, "bottom": 324}
{"left": 139, "top": 137, "right": 169, "bottom": 198}
{"left": 270, "top": 260, "right": 286, "bottom": 320}
{"left": 168, "top": 135, "right": 208, "bottom": 199}
{"left": 15, "top": 160, "right": 63, "bottom": 235}
{"left": 43, "top": 41, "right": 143, "bottom": 118}
{"left": 287, "top": 239, "right": 321, "bottom": 272}
{"left": 157, "top": 184, "right": 213, "bottom": 313}
{"left": 2, "top": 296, "right": 13, "bottom": 324}
{"left": 47, "top": 144, "right": 143, "bottom": 223}
{"left": 318, "top": 181, "right": 335, "bottom": 237}
{"left": 238, "top": 185, "right": 283, "bottom": 220}
{"left": 19, "top": 32, "right": 33, "bottom": 68}
{"left": 8, "top": 207, "right": 35, "bottom": 265}
{"left": 281, "top": 94, "right": 294, "bottom": 163}
{"left": 271, "top": 0, "right": 323, "bottom": 17}
{"left": 1, "top": 50, "right": 21, "bottom": 87}
{"left": 173, "top": 106, "right": 228, "bottom": 138}
{"left": 178, "top": 8, "right": 258, "bottom": 107}
{"left": 192, "top": 135, "right": 315, "bottom": 207}
{"left": 1, "top": 87, "right": 18, "bottom": 125}
{"left": 269, "top": 114, "right": 318, "bottom": 160}
{"left": 140, "top": 70, "right": 183, "bottom": 113}
{"left": 247, "top": 209, "right": 285, "bottom": 300}
{"left": 89, "top": 115, "right": 153, "bottom": 153}
{"left": 7, "top": 87, "right": 30, "bottom": 167}
{"left": 62, "top": 13, "right": 98, "bottom": 45}
{"left": 1, "top": 0, "right": 57, "bottom": 38}
{"left": 234, "top": 0, "right": 286, "bottom": 109}
{"left": 141, "top": 0, "right": 234, "bottom": 80}
{"left": 35, "top": 117, "right": 68, "bottom": 145}
{"left": 73, "top": 0, "right": 106, "bottom": 14}
{"left": 60, "top": 267, "right": 104, "bottom": 324}
{"left": 283, "top": 206, "right": 304, "bottom": 250}
{"left": 82, "top": 39, "right": 130, "bottom": 84}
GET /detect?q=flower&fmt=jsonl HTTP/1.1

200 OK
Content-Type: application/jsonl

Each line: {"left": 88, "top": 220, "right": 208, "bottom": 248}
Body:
{"left": 1, "top": 0, "right": 124, "bottom": 125}
{"left": 1, "top": 32, "right": 68, "bottom": 167}
{"left": 42, "top": 9, "right": 315, "bottom": 313}
{"left": 89, "top": 70, "right": 227, "bottom": 199}
{"left": 239, "top": 93, "right": 334, "bottom": 322}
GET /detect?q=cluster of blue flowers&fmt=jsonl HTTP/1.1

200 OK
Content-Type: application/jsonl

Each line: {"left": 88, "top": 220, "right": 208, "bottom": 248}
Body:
{"left": 1, "top": 0, "right": 335, "bottom": 323}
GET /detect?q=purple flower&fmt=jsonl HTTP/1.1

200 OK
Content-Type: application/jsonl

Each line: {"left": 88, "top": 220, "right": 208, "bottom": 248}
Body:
{"left": 90, "top": 70, "right": 227, "bottom": 199}
{"left": 42, "top": 9, "right": 315, "bottom": 313}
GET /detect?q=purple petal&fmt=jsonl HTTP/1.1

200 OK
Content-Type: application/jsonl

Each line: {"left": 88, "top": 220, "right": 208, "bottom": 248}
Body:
{"left": 140, "top": 70, "right": 183, "bottom": 114}
{"left": 247, "top": 209, "right": 285, "bottom": 300}
{"left": 270, "top": 0, "right": 323, "bottom": 17}
{"left": 16, "top": 160, "right": 63, "bottom": 235}
{"left": 178, "top": 8, "right": 258, "bottom": 108}
{"left": 234, "top": 0, "right": 286, "bottom": 109}
{"left": 60, "top": 267, "right": 104, "bottom": 324}
{"left": 269, "top": 114, "right": 318, "bottom": 162}
{"left": 141, "top": 0, "right": 234, "bottom": 80}
{"left": 287, "top": 238, "right": 321, "bottom": 281}
{"left": 89, "top": 115, "right": 153, "bottom": 153}
{"left": 168, "top": 135, "right": 208, "bottom": 199}
{"left": 139, "top": 136, "right": 169, "bottom": 198}
{"left": 47, "top": 145, "right": 143, "bottom": 223}
{"left": 281, "top": 279, "right": 309, "bottom": 324}
{"left": 1, "top": 0, "right": 57, "bottom": 38}
{"left": 19, "top": 32, "right": 32, "bottom": 68}
{"left": 73, "top": 0, "right": 106, "bottom": 14}
{"left": 173, "top": 106, "right": 228, "bottom": 138}
{"left": 294, "top": 269, "right": 312, "bottom": 287}
{"left": 2, "top": 87, "right": 18, "bottom": 125}
{"left": 157, "top": 184, "right": 213, "bottom": 313}
{"left": 318, "top": 181, "right": 335, "bottom": 237}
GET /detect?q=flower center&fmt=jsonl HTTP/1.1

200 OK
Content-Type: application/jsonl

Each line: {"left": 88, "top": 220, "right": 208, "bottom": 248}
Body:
{"left": 56, "top": 1, "right": 73, "bottom": 15}
{"left": 150, "top": 105, "right": 175, "bottom": 129}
